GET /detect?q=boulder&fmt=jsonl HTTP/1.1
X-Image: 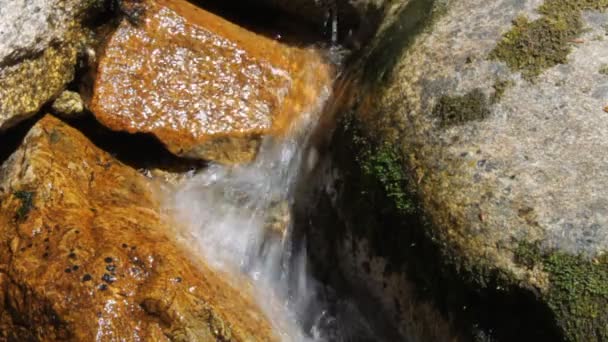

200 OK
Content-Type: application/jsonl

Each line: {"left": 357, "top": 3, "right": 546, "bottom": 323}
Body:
{"left": 0, "top": 0, "right": 101, "bottom": 130}
{"left": 0, "top": 115, "right": 276, "bottom": 341}
{"left": 315, "top": 0, "right": 608, "bottom": 340}
{"left": 91, "top": 0, "right": 332, "bottom": 164}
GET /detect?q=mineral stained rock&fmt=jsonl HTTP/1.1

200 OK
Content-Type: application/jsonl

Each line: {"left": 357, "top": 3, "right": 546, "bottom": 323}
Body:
{"left": 91, "top": 0, "right": 332, "bottom": 164}
{"left": 0, "top": 115, "right": 276, "bottom": 341}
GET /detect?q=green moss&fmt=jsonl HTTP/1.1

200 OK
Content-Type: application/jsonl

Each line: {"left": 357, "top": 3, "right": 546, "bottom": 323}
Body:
{"left": 545, "top": 253, "right": 608, "bottom": 341}
{"left": 599, "top": 64, "right": 608, "bottom": 75}
{"left": 514, "top": 241, "right": 608, "bottom": 341}
{"left": 14, "top": 190, "right": 35, "bottom": 221}
{"left": 491, "top": 79, "right": 514, "bottom": 103}
{"left": 432, "top": 89, "right": 490, "bottom": 127}
{"left": 348, "top": 117, "right": 416, "bottom": 216}
{"left": 514, "top": 241, "right": 543, "bottom": 269}
{"left": 360, "top": 145, "right": 416, "bottom": 214}
{"left": 490, "top": 0, "right": 608, "bottom": 80}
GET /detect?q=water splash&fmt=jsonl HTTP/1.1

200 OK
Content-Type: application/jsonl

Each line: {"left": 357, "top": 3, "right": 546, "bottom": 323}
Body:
{"left": 166, "top": 77, "right": 332, "bottom": 340}
{"left": 163, "top": 38, "right": 384, "bottom": 337}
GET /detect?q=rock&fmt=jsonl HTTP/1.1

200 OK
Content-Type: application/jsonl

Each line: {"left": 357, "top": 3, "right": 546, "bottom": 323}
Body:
{"left": 0, "top": 0, "right": 101, "bottom": 130}
{"left": 316, "top": 0, "right": 608, "bottom": 341}
{"left": 91, "top": 0, "right": 332, "bottom": 164}
{"left": 0, "top": 115, "right": 276, "bottom": 341}
{"left": 51, "top": 90, "right": 85, "bottom": 118}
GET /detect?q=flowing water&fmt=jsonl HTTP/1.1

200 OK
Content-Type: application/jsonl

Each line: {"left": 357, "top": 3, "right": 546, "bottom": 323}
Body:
{"left": 164, "top": 52, "right": 377, "bottom": 341}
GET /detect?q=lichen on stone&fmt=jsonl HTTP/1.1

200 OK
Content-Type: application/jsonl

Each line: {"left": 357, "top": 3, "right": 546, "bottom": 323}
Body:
{"left": 0, "top": 36, "right": 80, "bottom": 130}
{"left": 490, "top": 0, "right": 608, "bottom": 80}
{"left": 432, "top": 89, "right": 490, "bottom": 127}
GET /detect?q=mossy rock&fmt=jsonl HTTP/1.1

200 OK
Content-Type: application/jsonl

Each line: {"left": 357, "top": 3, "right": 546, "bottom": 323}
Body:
{"left": 321, "top": 0, "right": 608, "bottom": 340}
{"left": 432, "top": 89, "right": 490, "bottom": 127}
{"left": 515, "top": 242, "right": 608, "bottom": 341}
{"left": 490, "top": 0, "right": 608, "bottom": 80}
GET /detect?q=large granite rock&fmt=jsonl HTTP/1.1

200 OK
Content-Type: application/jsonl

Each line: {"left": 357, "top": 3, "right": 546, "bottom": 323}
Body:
{"left": 314, "top": 0, "right": 608, "bottom": 340}
{"left": 91, "top": 0, "right": 332, "bottom": 164}
{"left": 0, "top": 0, "right": 100, "bottom": 130}
{"left": 0, "top": 115, "right": 276, "bottom": 341}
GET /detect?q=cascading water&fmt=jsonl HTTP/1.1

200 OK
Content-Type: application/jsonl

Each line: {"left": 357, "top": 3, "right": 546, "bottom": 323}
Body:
{"left": 165, "top": 57, "right": 376, "bottom": 341}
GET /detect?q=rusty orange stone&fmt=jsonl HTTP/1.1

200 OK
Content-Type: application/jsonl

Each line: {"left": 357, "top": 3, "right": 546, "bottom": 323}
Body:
{"left": 0, "top": 115, "right": 277, "bottom": 341}
{"left": 91, "top": 0, "right": 332, "bottom": 164}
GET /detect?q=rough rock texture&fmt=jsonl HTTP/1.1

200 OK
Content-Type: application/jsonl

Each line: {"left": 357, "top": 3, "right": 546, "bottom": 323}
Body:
{"left": 0, "top": 0, "right": 100, "bottom": 130}
{"left": 316, "top": 0, "right": 608, "bottom": 340}
{"left": 0, "top": 115, "right": 276, "bottom": 341}
{"left": 51, "top": 90, "right": 85, "bottom": 118}
{"left": 91, "top": 0, "right": 332, "bottom": 164}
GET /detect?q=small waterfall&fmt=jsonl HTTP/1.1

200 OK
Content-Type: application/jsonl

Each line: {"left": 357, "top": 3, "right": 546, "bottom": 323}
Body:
{"left": 165, "top": 67, "right": 369, "bottom": 340}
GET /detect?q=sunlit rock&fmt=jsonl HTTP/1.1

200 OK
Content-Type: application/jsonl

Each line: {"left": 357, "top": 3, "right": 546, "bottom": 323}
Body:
{"left": 0, "top": 115, "right": 276, "bottom": 341}
{"left": 91, "top": 0, "right": 332, "bottom": 164}
{"left": 51, "top": 90, "right": 85, "bottom": 118}
{"left": 0, "top": 0, "right": 101, "bottom": 130}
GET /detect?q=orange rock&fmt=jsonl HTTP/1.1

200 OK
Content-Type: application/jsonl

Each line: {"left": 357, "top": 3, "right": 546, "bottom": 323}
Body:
{"left": 91, "top": 0, "right": 332, "bottom": 164}
{"left": 0, "top": 115, "right": 276, "bottom": 341}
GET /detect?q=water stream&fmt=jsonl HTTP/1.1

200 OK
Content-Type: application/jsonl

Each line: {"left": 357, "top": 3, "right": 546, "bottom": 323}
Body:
{"left": 164, "top": 56, "right": 375, "bottom": 341}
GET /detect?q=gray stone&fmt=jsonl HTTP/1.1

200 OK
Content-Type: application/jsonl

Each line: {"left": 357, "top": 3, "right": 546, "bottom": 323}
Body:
{"left": 320, "top": 0, "right": 608, "bottom": 340}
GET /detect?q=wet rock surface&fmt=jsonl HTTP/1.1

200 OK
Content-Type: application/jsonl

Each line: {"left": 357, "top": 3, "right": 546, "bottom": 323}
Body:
{"left": 91, "top": 0, "right": 332, "bottom": 164}
{"left": 0, "top": 115, "right": 276, "bottom": 341}
{"left": 316, "top": 0, "right": 608, "bottom": 340}
{"left": 0, "top": 0, "right": 100, "bottom": 130}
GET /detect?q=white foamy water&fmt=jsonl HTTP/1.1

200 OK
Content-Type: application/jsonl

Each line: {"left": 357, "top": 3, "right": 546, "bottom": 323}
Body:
{"left": 166, "top": 81, "right": 342, "bottom": 340}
